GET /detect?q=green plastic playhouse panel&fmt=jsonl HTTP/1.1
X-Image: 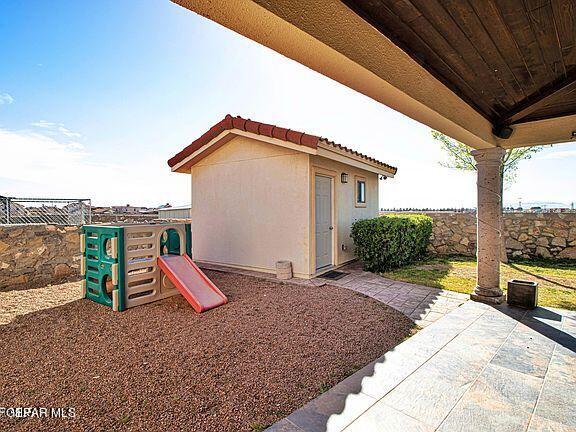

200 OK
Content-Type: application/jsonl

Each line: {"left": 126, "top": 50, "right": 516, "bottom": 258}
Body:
{"left": 161, "top": 228, "right": 181, "bottom": 256}
{"left": 81, "top": 225, "right": 126, "bottom": 311}
{"left": 185, "top": 223, "right": 192, "bottom": 258}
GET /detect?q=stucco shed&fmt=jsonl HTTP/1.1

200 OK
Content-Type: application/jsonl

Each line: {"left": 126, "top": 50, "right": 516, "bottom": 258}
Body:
{"left": 168, "top": 115, "right": 397, "bottom": 279}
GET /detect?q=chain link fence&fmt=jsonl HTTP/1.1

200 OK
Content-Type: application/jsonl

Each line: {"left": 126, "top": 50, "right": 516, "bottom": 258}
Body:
{"left": 0, "top": 196, "right": 91, "bottom": 225}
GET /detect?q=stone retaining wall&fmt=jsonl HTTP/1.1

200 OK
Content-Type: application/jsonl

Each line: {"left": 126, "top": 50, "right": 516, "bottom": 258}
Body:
{"left": 2, "top": 212, "right": 575, "bottom": 289}
{"left": 416, "top": 212, "right": 576, "bottom": 260}
{"left": 0, "top": 225, "right": 81, "bottom": 290}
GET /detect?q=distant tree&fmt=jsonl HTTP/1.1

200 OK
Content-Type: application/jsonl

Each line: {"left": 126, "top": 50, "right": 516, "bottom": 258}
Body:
{"left": 431, "top": 130, "right": 544, "bottom": 262}
{"left": 431, "top": 130, "right": 542, "bottom": 187}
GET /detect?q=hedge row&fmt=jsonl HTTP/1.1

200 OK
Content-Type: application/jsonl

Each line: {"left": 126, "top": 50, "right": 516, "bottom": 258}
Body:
{"left": 351, "top": 214, "right": 433, "bottom": 272}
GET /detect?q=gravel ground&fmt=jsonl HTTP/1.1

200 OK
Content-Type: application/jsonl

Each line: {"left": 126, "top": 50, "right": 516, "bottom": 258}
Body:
{"left": 0, "top": 271, "right": 414, "bottom": 431}
{"left": 0, "top": 281, "right": 82, "bottom": 325}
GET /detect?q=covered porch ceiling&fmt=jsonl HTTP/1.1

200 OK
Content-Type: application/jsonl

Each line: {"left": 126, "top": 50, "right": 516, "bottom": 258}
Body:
{"left": 173, "top": 0, "right": 576, "bottom": 150}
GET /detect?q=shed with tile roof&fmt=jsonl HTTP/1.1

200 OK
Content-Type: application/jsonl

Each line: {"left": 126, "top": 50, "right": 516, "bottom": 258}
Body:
{"left": 168, "top": 115, "right": 396, "bottom": 278}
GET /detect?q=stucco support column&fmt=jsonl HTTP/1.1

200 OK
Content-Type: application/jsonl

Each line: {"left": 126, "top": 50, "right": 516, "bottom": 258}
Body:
{"left": 471, "top": 147, "right": 506, "bottom": 304}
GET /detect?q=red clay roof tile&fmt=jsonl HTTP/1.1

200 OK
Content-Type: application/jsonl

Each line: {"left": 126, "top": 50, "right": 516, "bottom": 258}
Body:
{"left": 244, "top": 119, "right": 260, "bottom": 135}
{"left": 167, "top": 115, "right": 397, "bottom": 175}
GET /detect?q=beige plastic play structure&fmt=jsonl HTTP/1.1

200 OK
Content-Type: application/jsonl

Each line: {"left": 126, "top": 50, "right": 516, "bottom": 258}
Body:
{"left": 124, "top": 223, "right": 186, "bottom": 308}
{"left": 81, "top": 222, "right": 192, "bottom": 311}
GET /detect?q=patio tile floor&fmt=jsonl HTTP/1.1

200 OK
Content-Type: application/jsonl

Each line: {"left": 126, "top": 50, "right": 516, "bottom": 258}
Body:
{"left": 319, "top": 263, "right": 469, "bottom": 326}
{"left": 199, "top": 261, "right": 469, "bottom": 326}
{"left": 267, "top": 301, "right": 576, "bottom": 432}
{"left": 197, "top": 262, "right": 575, "bottom": 432}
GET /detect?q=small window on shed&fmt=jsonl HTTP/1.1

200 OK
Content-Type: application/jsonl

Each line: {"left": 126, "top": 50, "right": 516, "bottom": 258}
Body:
{"left": 356, "top": 177, "right": 366, "bottom": 207}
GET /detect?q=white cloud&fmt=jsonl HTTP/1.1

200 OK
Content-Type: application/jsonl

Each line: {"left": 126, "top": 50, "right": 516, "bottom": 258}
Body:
{"left": 31, "top": 120, "right": 55, "bottom": 127}
{"left": 0, "top": 93, "right": 14, "bottom": 105}
{"left": 31, "top": 120, "right": 82, "bottom": 138}
{"left": 0, "top": 128, "right": 98, "bottom": 184}
{"left": 66, "top": 141, "right": 85, "bottom": 150}
{"left": 0, "top": 127, "right": 188, "bottom": 207}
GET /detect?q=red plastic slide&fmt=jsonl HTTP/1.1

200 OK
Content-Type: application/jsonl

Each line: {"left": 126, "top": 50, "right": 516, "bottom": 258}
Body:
{"left": 157, "top": 254, "right": 228, "bottom": 313}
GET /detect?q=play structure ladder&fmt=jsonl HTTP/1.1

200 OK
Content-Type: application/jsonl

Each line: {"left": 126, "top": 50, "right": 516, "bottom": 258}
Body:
{"left": 157, "top": 254, "right": 228, "bottom": 313}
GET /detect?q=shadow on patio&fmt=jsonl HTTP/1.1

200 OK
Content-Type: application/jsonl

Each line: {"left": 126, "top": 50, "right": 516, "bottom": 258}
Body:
{"left": 268, "top": 301, "right": 576, "bottom": 432}
{"left": 327, "top": 261, "right": 469, "bottom": 328}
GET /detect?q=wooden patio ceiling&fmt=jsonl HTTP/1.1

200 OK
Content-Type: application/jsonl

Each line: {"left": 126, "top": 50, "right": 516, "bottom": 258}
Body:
{"left": 342, "top": 0, "right": 576, "bottom": 134}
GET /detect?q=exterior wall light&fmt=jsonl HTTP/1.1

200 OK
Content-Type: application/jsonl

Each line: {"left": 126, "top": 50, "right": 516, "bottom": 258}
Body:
{"left": 341, "top": 173, "right": 348, "bottom": 183}
{"left": 492, "top": 124, "right": 514, "bottom": 139}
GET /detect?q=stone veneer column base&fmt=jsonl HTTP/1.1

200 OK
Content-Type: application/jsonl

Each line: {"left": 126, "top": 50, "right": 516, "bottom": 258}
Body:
{"left": 471, "top": 288, "right": 505, "bottom": 305}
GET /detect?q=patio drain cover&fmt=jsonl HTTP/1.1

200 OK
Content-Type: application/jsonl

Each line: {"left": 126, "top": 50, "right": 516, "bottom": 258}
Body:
{"left": 320, "top": 270, "right": 349, "bottom": 280}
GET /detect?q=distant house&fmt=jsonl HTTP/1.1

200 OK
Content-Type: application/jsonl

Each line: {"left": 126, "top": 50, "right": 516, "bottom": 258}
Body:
{"left": 168, "top": 115, "right": 397, "bottom": 279}
{"left": 111, "top": 205, "right": 148, "bottom": 214}
{"left": 92, "top": 207, "right": 113, "bottom": 215}
{"left": 157, "top": 205, "right": 191, "bottom": 220}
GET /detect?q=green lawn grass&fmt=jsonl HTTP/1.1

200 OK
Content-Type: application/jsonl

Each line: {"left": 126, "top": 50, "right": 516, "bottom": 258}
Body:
{"left": 382, "top": 256, "right": 576, "bottom": 310}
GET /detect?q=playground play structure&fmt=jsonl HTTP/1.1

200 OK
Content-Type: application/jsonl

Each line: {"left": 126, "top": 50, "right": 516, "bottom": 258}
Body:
{"left": 80, "top": 222, "right": 227, "bottom": 312}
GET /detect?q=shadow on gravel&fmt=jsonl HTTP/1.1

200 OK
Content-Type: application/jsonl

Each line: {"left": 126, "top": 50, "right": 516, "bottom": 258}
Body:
{"left": 0, "top": 276, "right": 82, "bottom": 293}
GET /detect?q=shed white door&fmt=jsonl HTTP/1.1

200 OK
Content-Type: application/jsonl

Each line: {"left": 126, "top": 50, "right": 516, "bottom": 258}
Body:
{"left": 315, "top": 175, "right": 333, "bottom": 270}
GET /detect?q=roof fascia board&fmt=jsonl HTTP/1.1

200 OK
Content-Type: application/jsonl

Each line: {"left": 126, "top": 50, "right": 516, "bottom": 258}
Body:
{"left": 171, "top": 129, "right": 318, "bottom": 173}
{"left": 316, "top": 146, "right": 395, "bottom": 177}
{"left": 171, "top": 129, "right": 231, "bottom": 172}
{"left": 232, "top": 129, "right": 318, "bottom": 155}
{"left": 317, "top": 142, "right": 395, "bottom": 177}
{"left": 499, "top": 113, "right": 576, "bottom": 148}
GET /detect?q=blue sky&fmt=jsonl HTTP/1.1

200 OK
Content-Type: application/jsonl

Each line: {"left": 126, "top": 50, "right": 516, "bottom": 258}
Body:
{"left": 1, "top": 0, "right": 575, "bottom": 208}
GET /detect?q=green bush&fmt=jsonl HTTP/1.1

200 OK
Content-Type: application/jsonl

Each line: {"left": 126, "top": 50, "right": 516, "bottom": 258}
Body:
{"left": 351, "top": 214, "right": 433, "bottom": 272}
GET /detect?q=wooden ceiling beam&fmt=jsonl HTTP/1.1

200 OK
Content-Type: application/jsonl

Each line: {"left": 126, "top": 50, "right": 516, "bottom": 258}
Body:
{"left": 498, "top": 68, "right": 576, "bottom": 125}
